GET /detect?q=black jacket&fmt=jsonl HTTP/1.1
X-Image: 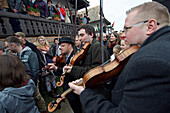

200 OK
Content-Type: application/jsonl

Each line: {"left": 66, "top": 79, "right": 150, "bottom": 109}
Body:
{"left": 80, "top": 26, "right": 170, "bottom": 113}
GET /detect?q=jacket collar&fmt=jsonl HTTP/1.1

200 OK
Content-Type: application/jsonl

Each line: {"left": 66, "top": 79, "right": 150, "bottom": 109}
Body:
{"left": 141, "top": 26, "right": 170, "bottom": 47}
{"left": 91, "top": 38, "right": 97, "bottom": 45}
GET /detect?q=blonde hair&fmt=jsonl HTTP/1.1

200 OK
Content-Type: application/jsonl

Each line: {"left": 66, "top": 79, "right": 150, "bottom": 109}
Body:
{"left": 127, "top": 1, "right": 170, "bottom": 26}
{"left": 113, "top": 44, "right": 121, "bottom": 54}
{"left": 36, "top": 36, "right": 50, "bottom": 48}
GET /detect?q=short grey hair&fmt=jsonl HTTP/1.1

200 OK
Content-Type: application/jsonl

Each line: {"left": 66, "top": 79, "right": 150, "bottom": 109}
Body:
{"left": 126, "top": 1, "right": 170, "bottom": 26}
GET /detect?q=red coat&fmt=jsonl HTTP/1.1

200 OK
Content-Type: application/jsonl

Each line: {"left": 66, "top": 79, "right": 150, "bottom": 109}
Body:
{"left": 55, "top": 7, "right": 66, "bottom": 17}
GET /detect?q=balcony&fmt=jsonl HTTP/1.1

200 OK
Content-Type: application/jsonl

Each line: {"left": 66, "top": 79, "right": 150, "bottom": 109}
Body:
{"left": 0, "top": 11, "right": 79, "bottom": 39}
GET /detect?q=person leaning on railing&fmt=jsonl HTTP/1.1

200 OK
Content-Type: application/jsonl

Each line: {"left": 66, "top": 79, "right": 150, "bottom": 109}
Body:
{"left": 0, "top": 0, "right": 9, "bottom": 12}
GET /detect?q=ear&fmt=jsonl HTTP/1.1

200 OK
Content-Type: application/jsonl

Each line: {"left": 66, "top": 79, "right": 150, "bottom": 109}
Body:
{"left": 11, "top": 43, "right": 16, "bottom": 48}
{"left": 146, "top": 19, "right": 158, "bottom": 35}
{"left": 90, "top": 33, "right": 94, "bottom": 38}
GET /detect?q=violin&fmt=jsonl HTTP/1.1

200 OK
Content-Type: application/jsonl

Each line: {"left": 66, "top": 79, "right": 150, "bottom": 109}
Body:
{"left": 48, "top": 45, "right": 139, "bottom": 112}
{"left": 83, "top": 45, "right": 139, "bottom": 88}
{"left": 48, "top": 80, "right": 83, "bottom": 112}
{"left": 53, "top": 53, "right": 66, "bottom": 67}
{"left": 56, "top": 42, "right": 90, "bottom": 87}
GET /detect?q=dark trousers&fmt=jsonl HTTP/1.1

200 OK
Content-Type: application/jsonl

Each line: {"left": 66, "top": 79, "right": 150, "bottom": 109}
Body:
{"left": 63, "top": 80, "right": 83, "bottom": 113}
{"left": 66, "top": 92, "right": 83, "bottom": 113}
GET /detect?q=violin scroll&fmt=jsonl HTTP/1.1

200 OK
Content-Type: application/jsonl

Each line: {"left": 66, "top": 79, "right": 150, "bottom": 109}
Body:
{"left": 48, "top": 80, "right": 83, "bottom": 112}
{"left": 48, "top": 97, "right": 63, "bottom": 112}
{"left": 56, "top": 75, "right": 65, "bottom": 87}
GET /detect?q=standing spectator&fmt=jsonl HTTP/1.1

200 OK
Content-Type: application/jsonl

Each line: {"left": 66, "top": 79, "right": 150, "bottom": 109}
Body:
{"left": 84, "top": 13, "right": 90, "bottom": 24}
{"left": 55, "top": 2, "right": 66, "bottom": 22}
{"left": 103, "top": 24, "right": 106, "bottom": 33}
{"left": 47, "top": 0, "right": 57, "bottom": 19}
{"left": 70, "top": 9, "right": 75, "bottom": 24}
{"left": 5, "top": 36, "right": 47, "bottom": 113}
{"left": 82, "top": 14, "right": 87, "bottom": 25}
{"left": 36, "top": 36, "right": 58, "bottom": 98}
{"left": 63, "top": 5, "right": 71, "bottom": 23}
{"left": 8, "top": 0, "right": 23, "bottom": 32}
{"left": 5, "top": 36, "right": 39, "bottom": 84}
{"left": 75, "top": 35, "right": 81, "bottom": 51}
{"left": 98, "top": 33, "right": 107, "bottom": 47}
{"left": 70, "top": 9, "right": 79, "bottom": 25}
{"left": 7, "top": 0, "right": 22, "bottom": 13}
{"left": 14, "top": 32, "right": 49, "bottom": 105}
{"left": 0, "top": 54, "right": 39, "bottom": 113}
{"left": 14, "top": 32, "right": 43, "bottom": 70}
{"left": 112, "top": 44, "right": 121, "bottom": 56}
{"left": 50, "top": 38, "right": 61, "bottom": 57}
{"left": 106, "top": 31, "right": 121, "bottom": 55}
{"left": 22, "top": 0, "right": 33, "bottom": 10}
{"left": 120, "top": 39, "right": 130, "bottom": 52}
{"left": 34, "top": 0, "right": 48, "bottom": 18}
{"left": 0, "top": 0, "right": 9, "bottom": 12}
{"left": 36, "top": 36, "right": 53, "bottom": 63}
{"left": 103, "top": 33, "right": 108, "bottom": 46}
{"left": 0, "top": 43, "right": 4, "bottom": 55}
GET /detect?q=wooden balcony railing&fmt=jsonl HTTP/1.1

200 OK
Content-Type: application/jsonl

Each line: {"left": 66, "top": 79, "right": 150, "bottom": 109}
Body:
{"left": 0, "top": 11, "right": 79, "bottom": 39}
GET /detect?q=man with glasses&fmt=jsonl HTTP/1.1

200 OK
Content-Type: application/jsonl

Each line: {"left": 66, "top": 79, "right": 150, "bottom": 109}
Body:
{"left": 69, "top": 1, "right": 170, "bottom": 113}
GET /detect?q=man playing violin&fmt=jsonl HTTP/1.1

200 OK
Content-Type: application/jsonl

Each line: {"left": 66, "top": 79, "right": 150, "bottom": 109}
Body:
{"left": 64, "top": 24, "right": 110, "bottom": 79}
{"left": 49, "top": 36, "right": 83, "bottom": 113}
{"left": 69, "top": 1, "right": 170, "bottom": 113}
{"left": 63, "top": 24, "right": 110, "bottom": 112}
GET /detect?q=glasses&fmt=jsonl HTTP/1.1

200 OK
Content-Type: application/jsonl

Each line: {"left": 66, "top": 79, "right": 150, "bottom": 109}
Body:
{"left": 123, "top": 20, "right": 160, "bottom": 33}
{"left": 39, "top": 39, "right": 45, "bottom": 42}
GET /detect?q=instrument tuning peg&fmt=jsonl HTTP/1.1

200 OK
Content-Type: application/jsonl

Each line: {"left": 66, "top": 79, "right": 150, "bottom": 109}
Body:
{"left": 56, "top": 94, "right": 61, "bottom": 98}
{"left": 52, "top": 100, "right": 57, "bottom": 104}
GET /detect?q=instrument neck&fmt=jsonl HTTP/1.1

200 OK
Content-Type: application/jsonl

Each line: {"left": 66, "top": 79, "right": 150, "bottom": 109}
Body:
{"left": 61, "top": 80, "right": 83, "bottom": 97}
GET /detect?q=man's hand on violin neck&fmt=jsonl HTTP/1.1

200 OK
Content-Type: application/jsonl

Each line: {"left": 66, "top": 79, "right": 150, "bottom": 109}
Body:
{"left": 63, "top": 65, "right": 72, "bottom": 73}
{"left": 69, "top": 80, "right": 84, "bottom": 95}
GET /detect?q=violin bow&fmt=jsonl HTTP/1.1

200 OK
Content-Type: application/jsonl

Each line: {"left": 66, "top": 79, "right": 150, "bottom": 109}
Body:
{"left": 73, "top": 0, "right": 77, "bottom": 55}
{"left": 100, "top": 0, "right": 104, "bottom": 64}
{"left": 56, "top": 23, "right": 61, "bottom": 56}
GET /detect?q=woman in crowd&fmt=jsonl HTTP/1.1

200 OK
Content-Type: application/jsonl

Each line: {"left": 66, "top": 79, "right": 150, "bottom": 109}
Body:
{"left": 0, "top": 54, "right": 39, "bottom": 113}
{"left": 106, "top": 31, "right": 121, "bottom": 55}
{"left": 55, "top": 2, "right": 66, "bottom": 22}
{"left": 120, "top": 39, "right": 130, "bottom": 52}
{"left": 63, "top": 5, "right": 71, "bottom": 23}
{"left": 36, "top": 36, "right": 58, "bottom": 97}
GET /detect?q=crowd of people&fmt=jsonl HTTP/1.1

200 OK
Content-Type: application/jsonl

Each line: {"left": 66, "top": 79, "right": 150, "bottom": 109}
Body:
{"left": 0, "top": 0, "right": 90, "bottom": 25}
{"left": 0, "top": 1, "right": 170, "bottom": 113}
